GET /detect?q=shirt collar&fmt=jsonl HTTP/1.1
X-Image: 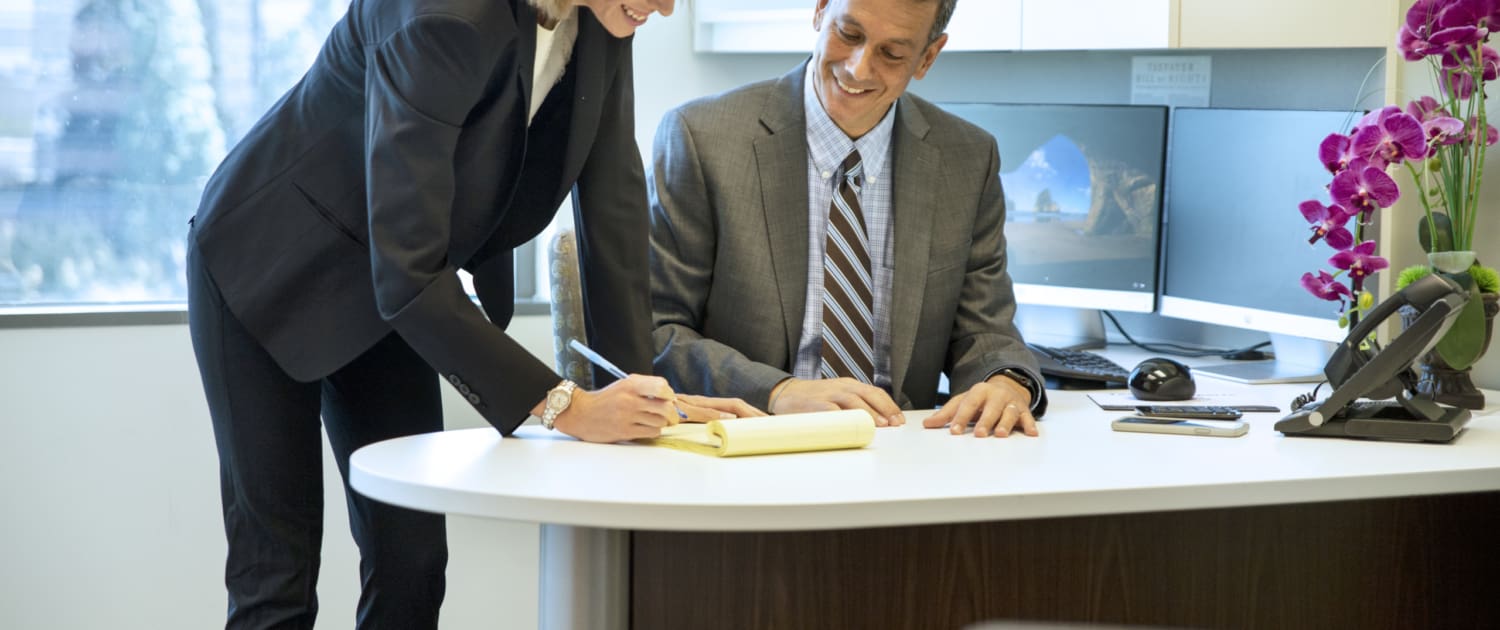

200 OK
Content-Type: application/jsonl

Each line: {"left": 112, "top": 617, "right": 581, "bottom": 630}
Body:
{"left": 803, "top": 62, "right": 896, "bottom": 184}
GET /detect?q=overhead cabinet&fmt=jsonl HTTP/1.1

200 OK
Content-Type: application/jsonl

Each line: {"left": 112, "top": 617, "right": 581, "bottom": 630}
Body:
{"left": 1176, "top": 0, "right": 1396, "bottom": 49}
{"left": 694, "top": 0, "right": 1164, "bottom": 52}
{"left": 692, "top": 0, "right": 1023, "bottom": 52}
{"left": 1019, "top": 0, "right": 1172, "bottom": 50}
{"left": 694, "top": 0, "right": 1392, "bottom": 52}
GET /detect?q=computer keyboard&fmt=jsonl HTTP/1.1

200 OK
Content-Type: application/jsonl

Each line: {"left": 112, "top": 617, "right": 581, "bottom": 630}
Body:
{"left": 1027, "top": 343, "right": 1131, "bottom": 386}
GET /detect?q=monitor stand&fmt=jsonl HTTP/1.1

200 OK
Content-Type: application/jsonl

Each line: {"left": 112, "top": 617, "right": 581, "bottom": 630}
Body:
{"left": 1014, "top": 305, "right": 1106, "bottom": 350}
{"left": 1194, "top": 333, "right": 1336, "bottom": 385}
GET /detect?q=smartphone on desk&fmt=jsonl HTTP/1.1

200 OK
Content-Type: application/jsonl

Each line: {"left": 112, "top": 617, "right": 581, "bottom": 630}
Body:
{"left": 1111, "top": 416, "right": 1249, "bottom": 437}
{"left": 1134, "top": 405, "right": 1244, "bottom": 421}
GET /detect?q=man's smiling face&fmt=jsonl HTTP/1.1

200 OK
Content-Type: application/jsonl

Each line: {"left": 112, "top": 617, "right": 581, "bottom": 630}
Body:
{"left": 809, "top": 0, "right": 947, "bottom": 138}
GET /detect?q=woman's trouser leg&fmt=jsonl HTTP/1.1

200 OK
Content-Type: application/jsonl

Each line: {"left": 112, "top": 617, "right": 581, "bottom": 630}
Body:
{"left": 188, "top": 239, "right": 325, "bottom": 630}
{"left": 321, "top": 332, "right": 447, "bottom": 630}
{"left": 189, "top": 240, "right": 446, "bottom": 629}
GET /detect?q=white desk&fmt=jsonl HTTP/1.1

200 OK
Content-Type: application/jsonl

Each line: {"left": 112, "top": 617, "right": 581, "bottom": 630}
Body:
{"left": 351, "top": 378, "right": 1500, "bottom": 629}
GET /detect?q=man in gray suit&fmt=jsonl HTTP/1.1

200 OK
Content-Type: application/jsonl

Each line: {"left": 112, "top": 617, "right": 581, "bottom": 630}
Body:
{"left": 650, "top": 0, "right": 1047, "bottom": 438}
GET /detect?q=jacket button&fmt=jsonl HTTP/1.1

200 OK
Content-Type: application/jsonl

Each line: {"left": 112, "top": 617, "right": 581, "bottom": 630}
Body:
{"left": 458, "top": 383, "right": 471, "bottom": 395}
{"left": 466, "top": 393, "right": 481, "bottom": 405}
{"left": 447, "top": 374, "right": 462, "bottom": 386}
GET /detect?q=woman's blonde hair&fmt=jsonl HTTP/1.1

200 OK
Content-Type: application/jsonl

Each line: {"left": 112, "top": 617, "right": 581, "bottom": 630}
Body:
{"left": 531, "top": 0, "right": 574, "bottom": 23}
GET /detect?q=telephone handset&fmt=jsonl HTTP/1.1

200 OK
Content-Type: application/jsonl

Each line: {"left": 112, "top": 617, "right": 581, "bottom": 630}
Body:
{"left": 1276, "top": 274, "right": 1474, "bottom": 442}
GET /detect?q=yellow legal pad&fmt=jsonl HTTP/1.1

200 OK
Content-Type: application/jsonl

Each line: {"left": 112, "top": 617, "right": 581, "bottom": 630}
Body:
{"left": 638, "top": 409, "right": 876, "bottom": 457}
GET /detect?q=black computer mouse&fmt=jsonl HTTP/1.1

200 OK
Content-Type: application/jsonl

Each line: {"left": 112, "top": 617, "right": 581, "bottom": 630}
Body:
{"left": 1128, "top": 357, "right": 1196, "bottom": 401}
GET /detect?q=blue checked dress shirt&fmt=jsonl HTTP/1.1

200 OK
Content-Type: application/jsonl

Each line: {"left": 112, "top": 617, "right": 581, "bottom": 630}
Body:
{"left": 793, "top": 63, "right": 898, "bottom": 389}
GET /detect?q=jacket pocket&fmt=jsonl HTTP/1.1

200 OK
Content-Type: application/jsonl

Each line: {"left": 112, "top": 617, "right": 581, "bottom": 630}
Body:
{"left": 292, "top": 182, "right": 366, "bottom": 246}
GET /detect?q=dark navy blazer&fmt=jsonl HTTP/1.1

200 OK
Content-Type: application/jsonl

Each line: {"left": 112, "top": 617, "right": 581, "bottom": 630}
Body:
{"left": 193, "top": 0, "right": 652, "bottom": 434}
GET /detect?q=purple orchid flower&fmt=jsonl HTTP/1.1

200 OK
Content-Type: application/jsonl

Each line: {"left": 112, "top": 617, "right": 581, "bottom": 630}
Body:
{"left": 1406, "top": 95, "right": 1449, "bottom": 121}
{"left": 1351, "top": 109, "right": 1428, "bottom": 167}
{"left": 1438, "top": 47, "right": 1498, "bottom": 98}
{"left": 1301, "top": 270, "right": 1354, "bottom": 303}
{"left": 1402, "top": 0, "right": 1491, "bottom": 59}
{"left": 1420, "top": 114, "right": 1468, "bottom": 145}
{"left": 1330, "top": 160, "right": 1401, "bottom": 218}
{"left": 1356, "top": 105, "right": 1399, "bottom": 130}
{"left": 1435, "top": 25, "right": 1486, "bottom": 62}
{"left": 1319, "top": 133, "right": 1356, "bottom": 174}
{"left": 1405, "top": 95, "right": 1464, "bottom": 144}
{"left": 1443, "top": 42, "right": 1500, "bottom": 80}
{"left": 1437, "top": 0, "right": 1495, "bottom": 30}
{"left": 1465, "top": 116, "right": 1500, "bottom": 145}
{"left": 1442, "top": 66, "right": 1479, "bottom": 98}
{"left": 1330, "top": 241, "right": 1390, "bottom": 292}
{"left": 1402, "top": 0, "right": 1450, "bottom": 59}
{"left": 1299, "top": 200, "right": 1355, "bottom": 250}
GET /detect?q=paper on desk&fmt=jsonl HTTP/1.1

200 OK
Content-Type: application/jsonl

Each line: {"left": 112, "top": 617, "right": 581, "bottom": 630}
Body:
{"left": 639, "top": 409, "right": 875, "bottom": 457}
{"left": 1087, "top": 392, "right": 1282, "bottom": 412}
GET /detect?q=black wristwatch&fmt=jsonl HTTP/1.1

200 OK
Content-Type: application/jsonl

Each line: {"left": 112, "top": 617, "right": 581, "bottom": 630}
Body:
{"left": 994, "top": 368, "right": 1040, "bottom": 409}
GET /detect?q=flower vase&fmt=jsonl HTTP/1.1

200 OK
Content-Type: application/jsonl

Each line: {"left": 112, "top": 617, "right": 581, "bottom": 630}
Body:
{"left": 1400, "top": 290, "right": 1499, "bottom": 410}
{"left": 1428, "top": 250, "right": 1477, "bottom": 273}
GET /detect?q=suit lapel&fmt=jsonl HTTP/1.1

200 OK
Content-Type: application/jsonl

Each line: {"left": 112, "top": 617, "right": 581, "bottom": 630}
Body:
{"left": 559, "top": 12, "right": 606, "bottom": 194}
{"left": 515, "top": 0, "right": 536, "bottom": 117}
{"left": 887, "top": 98, "right": 937, "bottom": 402}
{"left": 754, "top": 64, "right": 813, "bottom": 360}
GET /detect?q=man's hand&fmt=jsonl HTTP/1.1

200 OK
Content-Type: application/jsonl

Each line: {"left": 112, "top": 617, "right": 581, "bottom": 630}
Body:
{"left": 922, "top": 375, "right": 1038, "bottom": 438}
{"left": 675, "top": 394, "right": 767, "bottom": 421}
{"left": 768, "top": 377, "right": 905, "bottom": 427}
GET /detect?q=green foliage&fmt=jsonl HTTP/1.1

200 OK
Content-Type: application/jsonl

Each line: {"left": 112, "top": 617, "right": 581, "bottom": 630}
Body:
{"left": 1436, "top": 285, "right": 1488, "bottom": 369}
{"left": 1473, "top": 265, "right": 1500, "bottom": 293}
{"left": 1416, "top": 213, "right": 1455, "bottom": 253}
{"left": 1392, "top": 263, "right": 1495, "bottom": 369}
{"left": 1399, "top": 262, "right": 1498, "bottom": 293}
{"left": 1395, "top": 264, "right": 1433, "bottom": 290}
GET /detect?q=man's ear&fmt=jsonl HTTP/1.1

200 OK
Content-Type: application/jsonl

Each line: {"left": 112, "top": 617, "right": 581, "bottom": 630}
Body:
{"left": 813, "top": 0, "right": 832, "bottom": 31}
{"left": 913, "top": 32, "right": 948, "bottom": 80}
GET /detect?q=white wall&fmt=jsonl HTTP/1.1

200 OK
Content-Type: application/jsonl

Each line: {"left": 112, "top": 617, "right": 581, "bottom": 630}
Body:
{"left": 4, "top": 4, "right": 1497, "bottom": 630}
{"left": 0, "top": 318, "right": 552, "bottom": 629}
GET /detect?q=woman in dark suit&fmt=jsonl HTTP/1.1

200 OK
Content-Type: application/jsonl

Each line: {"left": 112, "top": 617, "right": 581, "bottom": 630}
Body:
{"left": 186, "top": 0, "right": 752, "bottom": 627}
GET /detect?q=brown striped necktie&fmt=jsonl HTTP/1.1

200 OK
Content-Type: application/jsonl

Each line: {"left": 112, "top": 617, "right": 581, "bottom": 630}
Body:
{"left": 819, "top": 150, "right": 875, "bottom": 383}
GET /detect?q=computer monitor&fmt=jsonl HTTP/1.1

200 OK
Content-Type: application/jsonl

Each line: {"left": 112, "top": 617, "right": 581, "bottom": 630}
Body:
{"left": 1160, "top": 107, "right": 1355, "bottom": 383}
{"left": 938, "top": 103, "right": 1169, "bottom": 348}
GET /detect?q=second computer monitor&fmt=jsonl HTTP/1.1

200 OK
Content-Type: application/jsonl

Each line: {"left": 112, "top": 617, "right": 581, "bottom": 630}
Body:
{"left": 1162, "top": 107, "right": 1355, "bottom": 382}
{"left": 939, "top": 102, "right": 1168, "bottom": 346}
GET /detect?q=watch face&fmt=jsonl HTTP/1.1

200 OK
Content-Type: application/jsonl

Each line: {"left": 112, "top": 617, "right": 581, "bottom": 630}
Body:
{"left": 547, "top": 388, "right": 570, "bottom": 410}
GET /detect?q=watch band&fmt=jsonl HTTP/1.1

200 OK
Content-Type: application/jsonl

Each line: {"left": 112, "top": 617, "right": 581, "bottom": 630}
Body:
{"left": 540, "top": 380, "right": 577, "bottom": 430}
{"left": 995, "top": 368, "right": 1040, "bottom": 409}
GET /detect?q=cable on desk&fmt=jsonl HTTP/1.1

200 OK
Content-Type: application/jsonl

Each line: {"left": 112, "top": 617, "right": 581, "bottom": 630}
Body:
{"left": 1101, "top": 310, "right": 1273, "bottom": 359}
{"left": 1290, "top": 382, "right": 1326, "bottom": 411}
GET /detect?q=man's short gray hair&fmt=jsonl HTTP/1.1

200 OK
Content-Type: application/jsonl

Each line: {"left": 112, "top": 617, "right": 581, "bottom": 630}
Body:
{"left": 927, "top": 0, "right": 957, "bottom": 45}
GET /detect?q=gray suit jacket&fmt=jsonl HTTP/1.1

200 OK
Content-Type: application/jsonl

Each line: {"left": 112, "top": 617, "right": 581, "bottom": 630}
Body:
{"left": 193, "top": 0, "right": 653, "bottom": 434}
{"left": 649, "top": 62, "right": 1046, "bottom": 414}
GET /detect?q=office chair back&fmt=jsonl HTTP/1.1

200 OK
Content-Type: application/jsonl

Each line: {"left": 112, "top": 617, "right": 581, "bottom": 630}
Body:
{"left": 548, "top": 228, "right": 594, "bottom": 389}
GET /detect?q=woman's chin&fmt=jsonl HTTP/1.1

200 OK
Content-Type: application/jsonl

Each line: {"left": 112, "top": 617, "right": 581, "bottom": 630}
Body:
{"left": 602, "top": 21, "right": 639, "bottom": 38}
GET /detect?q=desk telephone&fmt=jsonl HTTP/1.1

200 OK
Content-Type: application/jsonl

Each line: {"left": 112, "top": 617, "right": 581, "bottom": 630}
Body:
{"left": 1276, "top": 274, "right": 1473, "bottom": 442}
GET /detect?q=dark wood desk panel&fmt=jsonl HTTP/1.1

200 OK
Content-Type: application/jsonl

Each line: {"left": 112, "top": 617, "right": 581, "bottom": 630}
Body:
{"left": 633, "top": 491, "right": 1500, "bottom": 630}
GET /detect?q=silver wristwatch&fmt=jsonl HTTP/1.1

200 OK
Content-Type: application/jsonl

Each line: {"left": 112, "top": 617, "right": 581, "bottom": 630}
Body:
{"left": 540, "top": 380, "right": 577, "bottom": 430}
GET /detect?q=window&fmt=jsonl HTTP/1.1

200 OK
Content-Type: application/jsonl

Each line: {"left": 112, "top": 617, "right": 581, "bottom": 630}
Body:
{"left": 0, "top": 0, "right": 548, "bottom": 313}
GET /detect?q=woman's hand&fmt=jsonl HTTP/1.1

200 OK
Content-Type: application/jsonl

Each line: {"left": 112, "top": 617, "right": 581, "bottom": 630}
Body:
{"left": 674, "top": 394, "right": 767, "bottom": 422}
{"left": 552, "top": 374, "right": 682, "bottom": 443}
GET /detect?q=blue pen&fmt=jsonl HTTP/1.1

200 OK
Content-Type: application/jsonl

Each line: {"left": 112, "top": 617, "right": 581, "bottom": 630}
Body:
{"left": 568, "top": 339, "right": 688, "bottom": 419}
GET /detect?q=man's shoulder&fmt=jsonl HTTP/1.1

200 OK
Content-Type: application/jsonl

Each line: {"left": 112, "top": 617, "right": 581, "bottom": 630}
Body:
{"left": 666, "top": 77, "right": 788, "bottom": 131}
{"left": 902, "top": 93, "right": 996, "bottom": 149}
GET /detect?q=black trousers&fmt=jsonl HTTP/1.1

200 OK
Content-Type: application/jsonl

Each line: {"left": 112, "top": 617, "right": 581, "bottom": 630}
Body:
{"left": 187, "top": 233, "right": 447, "bottom": 630}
